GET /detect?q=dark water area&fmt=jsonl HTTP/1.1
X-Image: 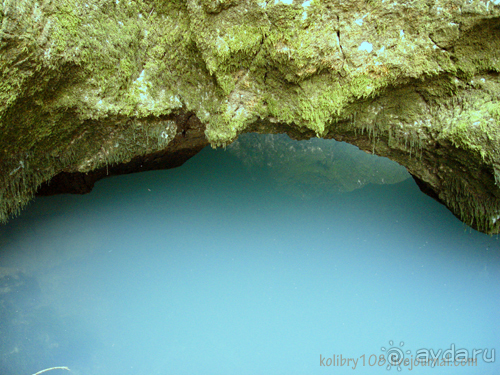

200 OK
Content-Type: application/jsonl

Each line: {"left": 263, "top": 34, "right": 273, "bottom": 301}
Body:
{"left": 0, "top": 135, "right": 499, "bottom": 375}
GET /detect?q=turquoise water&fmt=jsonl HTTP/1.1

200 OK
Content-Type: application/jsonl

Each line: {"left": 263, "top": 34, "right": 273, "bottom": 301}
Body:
{"left": 0, "top": 135, "right": 499, "bottom": 375}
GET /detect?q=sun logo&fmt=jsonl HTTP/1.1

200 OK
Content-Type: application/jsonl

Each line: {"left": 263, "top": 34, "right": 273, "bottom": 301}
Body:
{"left": 381, "top": 340, "right": 411, "bottom": 371}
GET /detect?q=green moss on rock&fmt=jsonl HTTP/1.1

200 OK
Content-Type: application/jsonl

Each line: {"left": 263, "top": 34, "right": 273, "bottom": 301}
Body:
{"left": 1, "top": 0, "right": 500, "bottom": 234}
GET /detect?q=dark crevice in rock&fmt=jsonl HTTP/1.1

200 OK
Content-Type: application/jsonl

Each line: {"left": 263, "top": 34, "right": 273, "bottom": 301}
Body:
{"left": 36, "top": 142, "right": 207, "bottom": 196}
{"left": 36, "top": 111, "right": 209, "bottom": 196}
{"left": 411, "top": 174, "right": 443, "bottom": 204}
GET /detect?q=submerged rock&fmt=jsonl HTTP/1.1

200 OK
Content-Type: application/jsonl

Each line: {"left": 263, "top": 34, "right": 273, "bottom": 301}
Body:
{"left": 0, "top": 0, "right": 499, "bottom": 233}
{"left": 0, "top": 269, "right": 97, "bottom": 375}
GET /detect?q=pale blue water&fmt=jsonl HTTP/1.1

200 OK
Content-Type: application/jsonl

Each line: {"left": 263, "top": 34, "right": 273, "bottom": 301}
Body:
{"left": 0, "top": 135, "right": 499, "bottom": 375}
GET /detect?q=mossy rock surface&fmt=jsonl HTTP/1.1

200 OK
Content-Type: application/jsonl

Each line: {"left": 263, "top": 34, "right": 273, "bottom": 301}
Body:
{"left": 1, "top": 0, "right": 500, "bottom": 234}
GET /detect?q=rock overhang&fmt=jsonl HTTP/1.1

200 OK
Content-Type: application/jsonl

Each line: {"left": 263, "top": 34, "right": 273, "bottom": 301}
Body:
{"left": 0, "top": 0, "right": 499, "bottom": 234}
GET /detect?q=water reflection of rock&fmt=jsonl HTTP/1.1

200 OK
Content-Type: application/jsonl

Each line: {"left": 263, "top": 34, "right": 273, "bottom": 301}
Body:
{"left": 0, "top": 268, "right": 98, "bottom": 375}
{"left": 228, "top": 133, "right": 410, "bottom": 199}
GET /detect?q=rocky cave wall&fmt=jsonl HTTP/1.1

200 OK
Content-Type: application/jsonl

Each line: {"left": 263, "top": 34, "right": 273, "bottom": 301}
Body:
{"left": 1, "top": 0, "right": 500, "bottom": 233}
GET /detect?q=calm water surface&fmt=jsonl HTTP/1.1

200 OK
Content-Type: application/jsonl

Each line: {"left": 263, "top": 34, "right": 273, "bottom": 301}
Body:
{"left": 0, "top": 135, "right": 499, "bottom": 375}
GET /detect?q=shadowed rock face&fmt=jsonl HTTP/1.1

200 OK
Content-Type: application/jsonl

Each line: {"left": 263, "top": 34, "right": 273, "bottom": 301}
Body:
{"left": 1, "top": 0, "right": 500, "bottom": 233}
{"left": 36, "top": 112, "right": 209, "bottom": 195}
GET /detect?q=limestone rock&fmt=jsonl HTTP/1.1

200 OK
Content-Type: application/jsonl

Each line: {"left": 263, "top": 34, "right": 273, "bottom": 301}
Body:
{"left": 1, "top": 0, "right": 500, "bottom": 233}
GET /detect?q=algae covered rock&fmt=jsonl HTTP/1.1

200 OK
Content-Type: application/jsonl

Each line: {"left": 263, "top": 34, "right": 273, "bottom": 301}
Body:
{"left": 1, "top": 0, "right": 500, "bottom": 233}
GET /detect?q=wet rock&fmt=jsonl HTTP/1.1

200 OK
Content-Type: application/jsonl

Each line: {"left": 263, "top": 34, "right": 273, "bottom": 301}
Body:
{"left": 0, "top": 0, "right": 499, "bottom": 233}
